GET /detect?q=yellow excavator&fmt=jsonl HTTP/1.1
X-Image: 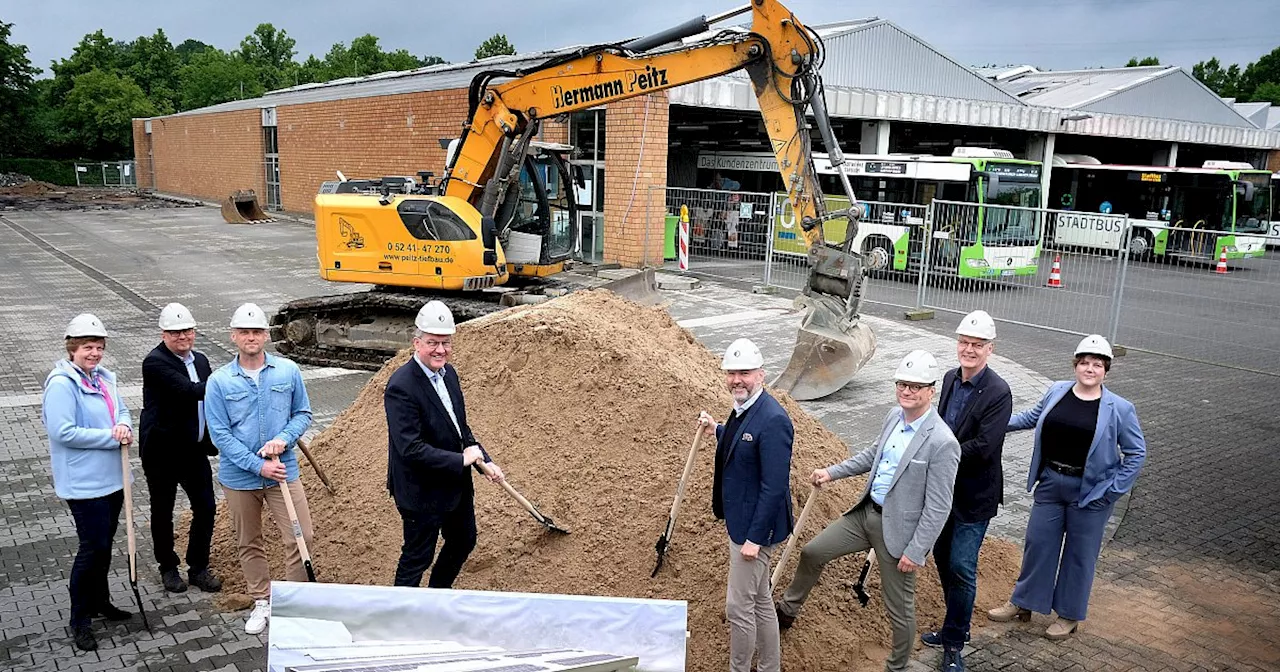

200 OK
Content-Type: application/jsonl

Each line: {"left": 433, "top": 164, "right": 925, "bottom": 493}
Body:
{"left": 270, "top": 0, "right": 875, "bottom": 400}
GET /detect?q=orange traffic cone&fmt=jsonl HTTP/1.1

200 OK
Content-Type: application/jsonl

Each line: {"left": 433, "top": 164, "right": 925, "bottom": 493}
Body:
{"left": 1214, "top": 248, "right": 1229, "bottom": 275}
{"left": 1046, "top": 254, "right": 1063, "bottom": 288}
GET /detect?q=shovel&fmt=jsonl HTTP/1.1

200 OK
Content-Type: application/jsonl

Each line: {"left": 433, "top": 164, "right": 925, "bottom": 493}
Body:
{"left": 295, "top": 437, "right": 334, "bottom": 494}
{"left": 119, "top": 443, "right": 151, "bottom": 632}
{"left": 275, "top": 457, "right": 317, "bottom": 581}
{"left": 652, "top": 426, "right": 707, "bottom": 577}
{"left": 850, "top": 548, "right": 876, "bottom": 607}
{"left": 475, "top": 461, "right": 569, "bottom": 534}
{"left": 770, "top": 484, "right": 821, "bottom": 590}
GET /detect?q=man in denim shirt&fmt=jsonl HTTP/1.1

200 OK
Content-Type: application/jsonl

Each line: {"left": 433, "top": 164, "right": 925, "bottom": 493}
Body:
{"left": 206, "top": 302, "right": 313, "bottom": 635}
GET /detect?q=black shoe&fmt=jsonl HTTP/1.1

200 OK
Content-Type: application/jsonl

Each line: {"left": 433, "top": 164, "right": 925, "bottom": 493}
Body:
{"left": 775, "top": 603, "right": 795, "bottom": 630}
{"left": 162, "top": 568, "right": 188, "bottom": 593}
{"left": 189, "top": 568, "right": 223, "bottom": 592}
{"left": 941, "top": 647, "right": 965, "bottom": 671}
{"left": 921, "top": 630, "right": 970, "bottom": 648}
{"left": 72, "top": 625, "right": 97, "bottom": 651}
{"left": 95, "top": 603, "right": 132, "bottom": 621}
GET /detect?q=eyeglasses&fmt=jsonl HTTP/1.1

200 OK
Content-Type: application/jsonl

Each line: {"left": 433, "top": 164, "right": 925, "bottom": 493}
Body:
{"left": 419, "top": 339, "right": 453, "bottom": 351}
{"left": 895, "top": 381, "right": 933, "bottom": 393}
{"left": 957, "top": 339, "right": 990, "bottom": 351}
{"left": 164, "top": 329, "right": 195, "bottom": 336}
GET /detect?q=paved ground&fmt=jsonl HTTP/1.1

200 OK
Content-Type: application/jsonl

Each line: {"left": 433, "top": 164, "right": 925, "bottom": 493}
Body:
{"left": 1, "top": 205, "right": 1277, "bottom": 672}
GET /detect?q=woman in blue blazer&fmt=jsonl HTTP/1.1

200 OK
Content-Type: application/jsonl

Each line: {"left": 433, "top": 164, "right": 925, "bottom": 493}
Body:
{"left": 987, "top": 335, "right": 1146, "bottom": 640}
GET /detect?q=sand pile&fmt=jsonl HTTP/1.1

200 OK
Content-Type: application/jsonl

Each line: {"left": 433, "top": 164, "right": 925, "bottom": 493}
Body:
{"left": 202, "top": 290, "right": 1021, "bottom": 671}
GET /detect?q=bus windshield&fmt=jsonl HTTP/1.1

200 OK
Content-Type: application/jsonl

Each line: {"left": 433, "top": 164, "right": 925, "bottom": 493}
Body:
{"left": 981, "top": 168, "right": 1042, "bottom": 246}
{"left": 1235, "top": 174, "right": 1272, "bottom": 234}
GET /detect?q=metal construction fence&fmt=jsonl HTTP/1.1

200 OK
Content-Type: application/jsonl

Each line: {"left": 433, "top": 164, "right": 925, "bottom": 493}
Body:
{"left": 653, "top": 187, "right": 1280, "bottom": 376}
{"left": 74, "top": 161, "right": 138, "bottom": 187}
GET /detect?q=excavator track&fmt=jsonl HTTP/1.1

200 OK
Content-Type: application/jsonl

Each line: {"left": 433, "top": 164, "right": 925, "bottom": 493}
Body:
{"left": 269, "top": 270, "right": 660, "bottom": 370}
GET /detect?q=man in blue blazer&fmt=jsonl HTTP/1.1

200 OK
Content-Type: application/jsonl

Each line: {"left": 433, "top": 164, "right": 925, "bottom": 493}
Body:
{"left": 700, "top": 338, "right": 793, "bottom": 672}
{"left": 921, "top": 310, "right": 1013, "bottom": 671}
{"left": 384, "top": 301, "right": 503, "bottom": 589}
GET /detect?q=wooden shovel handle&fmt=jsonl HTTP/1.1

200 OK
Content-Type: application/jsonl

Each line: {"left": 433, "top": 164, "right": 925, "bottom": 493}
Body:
{"left": 771, "top": 484, "right": 820, "bottom": 589}
{"left": 275, "top": 458, "right": 312, "bottom": 563}
{"left": 475, "top": 460, "right": 543, "bottom": 521}
{"left": 664, "top": 427, "right": 707, "bottom": 539}
{"left": 120, "top": 443, "right": 138, "bottom": 582}
{"left": 295, "top": 437, "right": 334, "bottom": 492}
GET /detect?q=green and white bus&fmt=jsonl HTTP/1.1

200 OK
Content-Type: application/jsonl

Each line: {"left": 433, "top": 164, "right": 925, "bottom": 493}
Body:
{"left": 697, "top": 147, "right": 1044, "bottom": 279}
{"left": 1048, "top": 157, "right": 1271, "bottom": 260}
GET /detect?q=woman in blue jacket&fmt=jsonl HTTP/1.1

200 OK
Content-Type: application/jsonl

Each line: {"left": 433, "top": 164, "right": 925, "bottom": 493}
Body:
{"left": 42, "top": 314, "right": 134, "bottom": 652}
{"left": 987, "top": 335, "right": 1146, "bottom": 640}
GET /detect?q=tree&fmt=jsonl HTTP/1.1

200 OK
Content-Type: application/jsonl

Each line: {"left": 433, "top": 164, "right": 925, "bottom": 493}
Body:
{"left": 60, "top": 70, "right": 156, "bottom": 156}
{"left": 421, "top": 55, "right": 446, "bottom": 67}
{"left": 1251, "top": 82, "right": 1280, "bottom": 106}
{"left": 0, "top": 20, "right": 41, "bottom": 157}
{"left": 49, "top": 30, "right": 123, "bottom": 102}
{"left": 238, "top": 23, "right": 296, "bottom": 91}
{"left": 1192, "top": 57, "right": 1242, "bottom": 99}
{"left": 123, "top": 29, "right": 179, "bottom": 114}
{"left": 177, "top": 48, "right": 264, "bottom": 110}
{"left": 1124, "top": 56, "right": 1160, "bottom": 67}
{"left": 474, "top": 34, "right": 515, "bottom": 60}
{"left": 175, "top": 39, "right": 213, "bottom": 64}
{"left": 1238, "top": 46, "right": 1280, "bottom": 103}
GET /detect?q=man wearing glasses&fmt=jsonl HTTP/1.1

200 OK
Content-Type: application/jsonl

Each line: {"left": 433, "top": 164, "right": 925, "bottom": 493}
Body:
{"left": 384, "top": 301, "right": 504, "bottom": 589}
{"left": 139, "top": 303, "right": 222, "bottom": 594}
{"left": 775, "top": 350, "right": 959, "bottom": 672}
{"left": 920, "top": 311, "right": 1013, "bottom": 672}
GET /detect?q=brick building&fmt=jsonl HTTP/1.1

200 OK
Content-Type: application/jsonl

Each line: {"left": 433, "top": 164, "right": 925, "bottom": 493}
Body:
{"left": 134, "top": 18, "right": 1280, "bottom": 268}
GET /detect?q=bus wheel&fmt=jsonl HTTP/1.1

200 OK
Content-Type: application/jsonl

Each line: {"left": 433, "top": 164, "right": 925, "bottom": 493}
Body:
{"left": 1127, "top": 231, "right": 1153, "bottom": 258}
{"left": 862, "top": 236, "right": 893, "bottom": 272}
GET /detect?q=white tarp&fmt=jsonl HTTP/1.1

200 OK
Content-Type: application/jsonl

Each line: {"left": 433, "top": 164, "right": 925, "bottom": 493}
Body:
{"left": 269, "top": 581, "right": 688, "bottom": 672}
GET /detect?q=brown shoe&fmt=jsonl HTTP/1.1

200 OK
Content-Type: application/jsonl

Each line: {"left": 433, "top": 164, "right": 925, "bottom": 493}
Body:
{"left": 987, "top": 601, "right": 1031, "bottom": 622}
{"left": 1045, "top": 617, "right": 1078, "bottom": 640}
{"left": 775, "top": 603, "right": 795, "bottom": 630}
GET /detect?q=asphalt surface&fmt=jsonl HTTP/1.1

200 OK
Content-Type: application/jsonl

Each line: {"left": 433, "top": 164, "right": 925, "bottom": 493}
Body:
{"left": 1, "top": 205, "right": 1277, "bottom": 672}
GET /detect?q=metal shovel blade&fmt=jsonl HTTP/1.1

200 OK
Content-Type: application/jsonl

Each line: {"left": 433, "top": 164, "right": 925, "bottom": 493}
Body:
{"left": 531, "top": 509, "right": 571, "bottom": 535}
{"left": 772, "top": 299, "right": 876, "bottom": 401}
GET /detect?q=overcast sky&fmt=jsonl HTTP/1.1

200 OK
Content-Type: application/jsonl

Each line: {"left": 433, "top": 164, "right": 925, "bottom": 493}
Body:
{"left": 8, "top": 0, "right": 1279, "bottom": 78}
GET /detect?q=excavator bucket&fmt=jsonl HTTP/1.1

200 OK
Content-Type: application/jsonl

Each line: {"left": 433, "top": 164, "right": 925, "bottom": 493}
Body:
{"left": 221, "top": 190, "right": 273, "bottom": 224}
{"left": 598, "top": 268, "right": 663, "bottom": 306}
{"left": 772, "top": 295, "right": 877, "bottom": 401}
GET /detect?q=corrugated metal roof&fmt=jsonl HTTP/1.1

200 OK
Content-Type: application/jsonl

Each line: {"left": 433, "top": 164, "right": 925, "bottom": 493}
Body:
{"left": 817, "top": 21, "right": 1022, "bottom": 104}
{"left": 995, "top": 66, "right": 1175, "bottom": 109}
{"left": 1234, "top": 102, "right": 1272, "bottom": 128}
{"left": 159, "top": 48, "right": 580, "bottom": 117}
{"left": 668, "top": 78, "right": 1280, "bottom": 149}
{"left": 1268, "top": 107, "right": 1280, "bottom": 130}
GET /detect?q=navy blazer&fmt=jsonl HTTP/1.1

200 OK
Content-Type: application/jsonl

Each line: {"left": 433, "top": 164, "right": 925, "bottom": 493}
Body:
{"left": 1009, "top": 381, "right": 1146, "bottom": 507}
{"left": 937, "top": 366, "right": 1013, "bottom": 522}
{"left": 139, "top": 343, "right": 216, "bottom": 466}
{"left": 384, "top": 359, "right": 489, "bottom": 514}
{"left": 712, "top": 390, "right": 795, "bottom": 547}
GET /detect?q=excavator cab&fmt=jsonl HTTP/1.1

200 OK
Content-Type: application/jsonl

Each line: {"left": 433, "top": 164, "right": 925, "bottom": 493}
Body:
{"left": 494, "top": 142, "right": 578, "bottom": 277}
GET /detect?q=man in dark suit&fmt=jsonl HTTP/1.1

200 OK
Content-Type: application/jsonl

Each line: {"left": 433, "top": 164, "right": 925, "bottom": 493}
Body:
{"left": 920, "top": 310, "right": 1013, "bottom": 672}
{"left": 384, "top": 300, "right": 504, "bottom": 589}
{"left": 140, "top": 303, "right": 222, "bottom": 594}
{"left": 700, "top": 338, "right": 793, "bottom": 672}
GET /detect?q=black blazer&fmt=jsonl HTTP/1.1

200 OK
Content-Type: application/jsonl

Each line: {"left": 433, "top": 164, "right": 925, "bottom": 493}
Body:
{"left": 139, "top": 343, "right": 216, "bottom": 465}
{"left": 937, "top": 366, "right": 1013, "bottom": 523}
{"left": 384, "top": 359, "right": 489, "bottom": 514}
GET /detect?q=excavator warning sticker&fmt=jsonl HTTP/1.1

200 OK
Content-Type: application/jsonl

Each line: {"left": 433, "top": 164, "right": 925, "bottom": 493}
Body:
{"left": 383, "top": 243, "right": 453, "bottom": 264}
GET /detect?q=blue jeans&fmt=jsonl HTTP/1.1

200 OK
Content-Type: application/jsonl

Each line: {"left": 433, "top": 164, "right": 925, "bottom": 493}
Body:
{"left": 933, "top": 516, "right": 990, "bottom": 649}
{"left": 67, "top": 490, "right": 123, "bottom": 628}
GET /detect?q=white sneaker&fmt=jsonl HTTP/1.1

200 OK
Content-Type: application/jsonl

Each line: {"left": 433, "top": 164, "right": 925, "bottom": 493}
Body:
{"left": 245, "top": 599, "right": 270, "bottom": 635}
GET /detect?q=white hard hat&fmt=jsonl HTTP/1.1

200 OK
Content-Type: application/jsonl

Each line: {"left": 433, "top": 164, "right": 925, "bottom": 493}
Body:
{"left": 415, "top": 300, "right": 456, "bottom": 335}
{"left": 159, "top": 302, "right": 197, "bottom": 331}
{"left": 229, "top": 302, "right": 269, "bottom": 329}
{"left": 65, "top": 313, "right": 108, "bottom": 338}
{"left": 1074, "top": 334, "right": 1113, "bottom": 360}
{"left": 956, "top": 309, "right": 997, "bottom": 340}
{"left": 894, "top": 349, "right": 940, "bottom": 385}
{"left": 721, "top": 338, "right": 764, "bottom": 371}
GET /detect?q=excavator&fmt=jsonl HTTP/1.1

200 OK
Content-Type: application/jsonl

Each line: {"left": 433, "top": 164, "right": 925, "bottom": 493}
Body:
{"left": 270, "top": 0, "right": 875, "bottom": 400}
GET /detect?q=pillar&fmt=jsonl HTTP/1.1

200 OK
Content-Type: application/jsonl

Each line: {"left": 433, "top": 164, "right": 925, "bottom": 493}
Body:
{"left": 602, "top": 92, "right": 670, "bottom": 268}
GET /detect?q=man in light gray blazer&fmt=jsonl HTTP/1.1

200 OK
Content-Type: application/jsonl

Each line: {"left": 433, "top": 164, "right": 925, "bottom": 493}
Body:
{"left": 776, "top": 350, "right": 961, "bottom": 672}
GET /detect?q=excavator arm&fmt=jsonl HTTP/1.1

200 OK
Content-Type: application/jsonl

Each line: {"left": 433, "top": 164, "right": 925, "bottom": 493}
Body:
{"left": 445, "top": 0, "right": 875, "bottom": 399}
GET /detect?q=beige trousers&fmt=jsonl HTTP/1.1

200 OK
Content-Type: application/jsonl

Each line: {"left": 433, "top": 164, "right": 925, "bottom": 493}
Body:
{"left": 223, "top": 481, "right": 314, "bottom": 600}
{"left": 727, "top": 540, "right": 782, "bottom": 672}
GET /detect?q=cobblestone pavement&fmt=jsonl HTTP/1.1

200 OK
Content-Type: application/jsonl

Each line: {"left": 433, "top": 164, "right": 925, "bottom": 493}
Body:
{"left": 2, "top": 207, "right": 1277, "bottom": 672}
